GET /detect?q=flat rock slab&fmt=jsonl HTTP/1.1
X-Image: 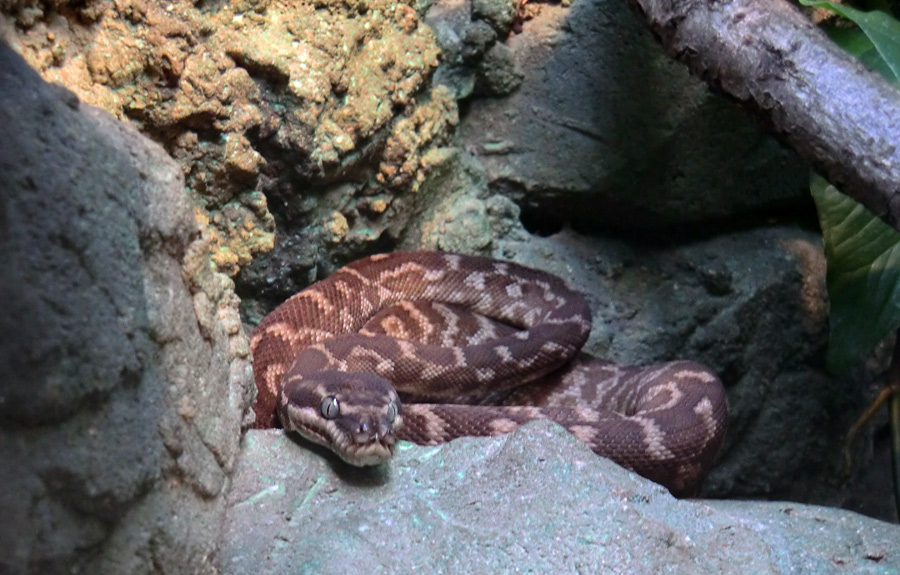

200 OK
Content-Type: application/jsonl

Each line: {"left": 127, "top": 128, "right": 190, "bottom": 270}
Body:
{"left": 221, "top": 421, "right": 899, "bottom": 574}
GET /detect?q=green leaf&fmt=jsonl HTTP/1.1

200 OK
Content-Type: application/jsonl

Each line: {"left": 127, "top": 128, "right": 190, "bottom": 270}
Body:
{"left": 811, "top": 173, "right": 900, "bottom": 372}
{"left": 800, "top": 0, "right": 900, "bottom": 83}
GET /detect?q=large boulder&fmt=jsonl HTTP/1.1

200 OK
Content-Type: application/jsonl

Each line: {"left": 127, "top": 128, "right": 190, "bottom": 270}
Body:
{"left": 222, "top": 423, "right": 900, "bottom": 574}
{"left": 0, "top": 41, "right": 253, "bottom": 575}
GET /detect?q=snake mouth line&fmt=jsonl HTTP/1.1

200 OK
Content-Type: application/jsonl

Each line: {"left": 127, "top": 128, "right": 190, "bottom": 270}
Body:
{"left": 334, "top": 436, "right": 397, "bottom": 466}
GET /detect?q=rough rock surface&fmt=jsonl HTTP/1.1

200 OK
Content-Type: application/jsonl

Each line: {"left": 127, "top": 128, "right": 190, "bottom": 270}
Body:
{"left": 0, "top": 42, "right": 253, "bottom": 574}
{"left": 222, "top": 423, "right": 900, "bottom": 574}
{"left": 454, "top": 0, "right": 810, "bottom": 232}
{"left": 0, "top": 0, "right": 457, "bottom": 277}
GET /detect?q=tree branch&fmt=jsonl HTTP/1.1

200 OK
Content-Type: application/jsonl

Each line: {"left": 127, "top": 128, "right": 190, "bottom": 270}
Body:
{"left": 626, "top": 0, "right": 900, "bottom": 232}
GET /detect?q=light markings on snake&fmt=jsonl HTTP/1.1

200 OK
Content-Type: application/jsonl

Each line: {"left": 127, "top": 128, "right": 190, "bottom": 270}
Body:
{"left": 343, "top": 345, "right": 399, "bottom": 376}
{"left": 451, "top": 347, "right": 466, "bottom": 367}
{"left": 634, "top": 416, "right": 676, "bottom": 461}
{"left": 401, "top": 301, "right": 436, "bottom": 338}
{"left": 499, "top": 300, "right": 529, "bottom": 322}
{"left": 475, "top": 368, "right": 496, "bottom": 382}
{"left": 644, "top": 383, "right": 684, "bottom": 412}
{"left": 395, "top": 339, "right": 420, "bottom": 360}
{"left": 540, "top": 341, "right": 568, "bottom": 355}
{"left": 493, "top": 345, "right": 515, "bottom": 363}
{"left": 338, "top": 308, "right": 356, "bottom": 332}
{"left": 380, "top": 262, "right": 428, "bottom": 287}
{"left": 472, "top": 315, "right": 504, "bottom": 344}
{"left": 304, "top": 344, "right": 348, "bottom": 373}
{"left": 333, "top": 280, "right": 356, "bottom": 300}
{"left": 375, "top": 316, "right": 411, "bottom": 340}
{"left": 463, "top": 272, "right": 487, "bottom": 290}
{"left": 693, "top": 397, "right": 717, "bottom": 448}
{"left": 523, "top": 308, "right": 543, "bottom": 324}
{"left": 675, "top": 368, "right": 719, "bottom": 384}
{"left": 338, "top": 267, "right": 373, "bottom": 285}
{"left": 406, "top": 405, "right": 451, "bottom": 443}
{"left": 359, "top": 294, "right": 377, "bottom": 318}
{"left": 488, "top": 418, "right": 519, "bottom": 434}
{"left": 571, "top": 406, "right": 601, "bottom": 423}
{"left": 263, "top": 365, "right": 286, "bottom": 394}
{"left": 376, "top": 285, "right": 394, "bottom": 303}
{"left": 570, "top": 425, "right": 599, "bottom": 445}
{"left": 256, "top": 323, "right": 331, "bottom": 348}
{"left": 290, "top": 289, "right": 336, "bottom": 312}
{"left": 505, "top": 283, "right": 524, "bottom": 298}
{"left": 443, "top": 254, "right": 462, "bottom": 270}
{"left": 423, "top": 268, "right": 447, "bottom": 282}
{"left": 436, "top": 304, "right": 464, "bottom": 347}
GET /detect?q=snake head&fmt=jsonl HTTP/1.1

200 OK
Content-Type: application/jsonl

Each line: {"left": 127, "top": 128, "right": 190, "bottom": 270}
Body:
{"left": 279, "top": 371, "right": 403, "bottom": 467}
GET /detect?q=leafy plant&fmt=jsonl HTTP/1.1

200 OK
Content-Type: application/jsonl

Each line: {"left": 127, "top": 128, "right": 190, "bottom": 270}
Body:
{"left": 810, "top": 174, "right": 900, "bottom": 373}
{"left": 799, "top": 0, "right": 900, "bottom": 521}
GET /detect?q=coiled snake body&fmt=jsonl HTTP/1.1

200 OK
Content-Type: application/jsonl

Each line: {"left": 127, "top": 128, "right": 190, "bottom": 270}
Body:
{"left": 251, "top": 251, "right": 728, "bottom": 495}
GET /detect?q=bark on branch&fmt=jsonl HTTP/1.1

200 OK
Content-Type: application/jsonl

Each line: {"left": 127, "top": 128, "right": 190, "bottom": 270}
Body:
{"left": 626, "top": 0, "right": 900, "bottom": 232}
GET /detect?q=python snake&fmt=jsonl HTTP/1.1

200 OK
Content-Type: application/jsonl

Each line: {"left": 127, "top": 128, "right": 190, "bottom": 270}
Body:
{"left": 250, "top": 251, "right": 728, "bottom": 495}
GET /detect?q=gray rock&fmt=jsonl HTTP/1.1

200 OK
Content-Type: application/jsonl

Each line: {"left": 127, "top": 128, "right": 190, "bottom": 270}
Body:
{"left": 221, "top": 423, "right": 900, "bottom": 574}
{"left": 0, "top": 41, "right": 253, "bottom": 575}
{"left": 472, "top": 0, "right": 516, "bottom": 35}
{"left": 427, "top": 0, "right": 495, "bottom": 99}
{"left": 476, "top": 41, "right": 523, "bottom": 96}
{"left": 458, "top": 0, "right": 809, "bottom": 231}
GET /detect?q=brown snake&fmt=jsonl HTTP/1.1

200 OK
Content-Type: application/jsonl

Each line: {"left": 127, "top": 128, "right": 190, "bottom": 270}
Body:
{"left": 250, "top": 251, "right": 728, "bottom": 495}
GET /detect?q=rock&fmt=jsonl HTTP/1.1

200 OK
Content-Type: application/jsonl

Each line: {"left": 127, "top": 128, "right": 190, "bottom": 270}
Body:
{"left": 221, "top": 423, "right": 900, "bottom": 574}
{"left": 0, "top": 41, "right": 253, "bottom": 575}
{"left": 475, "top": 41, "right": 523, "bottom": 96}
{"left": 458, "top": 0, "right": 810, "bottom": 232}
{"left": 472, "top": 0, "right": 516, "bottom": 35}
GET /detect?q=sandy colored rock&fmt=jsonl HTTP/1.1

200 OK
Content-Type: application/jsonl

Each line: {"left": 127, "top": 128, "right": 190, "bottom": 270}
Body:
{"left": 0, "top": 0, "right": 454, "bottom": 276}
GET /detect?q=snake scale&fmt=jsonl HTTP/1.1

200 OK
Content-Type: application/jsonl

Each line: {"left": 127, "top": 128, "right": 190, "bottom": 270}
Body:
{"left": 250, "top": 251, "right": 728, "bottom": 495}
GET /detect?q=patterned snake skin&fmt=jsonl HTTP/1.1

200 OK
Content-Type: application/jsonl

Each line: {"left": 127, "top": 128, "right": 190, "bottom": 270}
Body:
{"left": 250, "top": 251, "right": 728, "bottom": 495}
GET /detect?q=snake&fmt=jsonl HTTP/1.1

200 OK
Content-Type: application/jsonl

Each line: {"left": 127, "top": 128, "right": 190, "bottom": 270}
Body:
{"left": 250, "top": 251, "right": 729, "bottom": 495}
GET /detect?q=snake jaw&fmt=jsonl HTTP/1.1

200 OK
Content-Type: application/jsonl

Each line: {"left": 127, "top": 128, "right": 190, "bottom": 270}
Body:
{"left": 332, "top": 422, "right": 401, "bottom": 466}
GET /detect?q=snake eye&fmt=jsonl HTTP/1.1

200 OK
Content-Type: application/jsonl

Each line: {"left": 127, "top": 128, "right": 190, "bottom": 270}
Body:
{"left": 320, "top": 396, "right": 340, "bottom": 420}
{"left": 386, "top": 400, "right": 398, "bottom": 423}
